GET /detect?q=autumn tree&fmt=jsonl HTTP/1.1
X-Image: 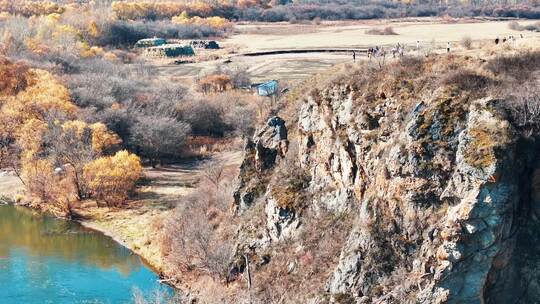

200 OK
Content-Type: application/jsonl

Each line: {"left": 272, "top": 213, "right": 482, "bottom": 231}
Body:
{"left": 0, "top": 56, "right": 29, "bottom": 97}
{"left": 83, "top": 150, "right": 142, "bottom": 207}
{"left": 0, "top": 59, "right": 135, "bottom": 213}
{"left": 197, "top": 74, "right": 233, "bottom": 93}
{"left": 43, "top": 119, "right": 121, "bottom": 199}
{"left": 172, "top": 14, "right": 232, "bottom": 31}
{"left": 21, "top": 158, "right": 74, "bottom": 217}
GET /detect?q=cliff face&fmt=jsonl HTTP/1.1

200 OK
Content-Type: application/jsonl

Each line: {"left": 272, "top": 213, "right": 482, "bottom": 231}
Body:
{"left": 231, "top": 56, "right": 540, "bottom": 303}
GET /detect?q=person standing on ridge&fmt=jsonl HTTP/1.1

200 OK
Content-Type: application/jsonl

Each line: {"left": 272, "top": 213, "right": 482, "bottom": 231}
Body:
{"left": 447, "top": 41, "right": 451, "bottom": 53}
{"left": 353, "top": 51, "right": 356, "bottom": 62}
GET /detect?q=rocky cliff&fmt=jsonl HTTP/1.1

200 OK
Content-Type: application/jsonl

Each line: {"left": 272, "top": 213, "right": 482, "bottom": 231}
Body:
{"left": 229, "top": 54, "right": 540, "bottom": 303}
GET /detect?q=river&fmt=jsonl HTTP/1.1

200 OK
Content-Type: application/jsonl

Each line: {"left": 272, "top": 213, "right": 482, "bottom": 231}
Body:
{"left": 0, "top": 204, "right": 172, "bottom": 303}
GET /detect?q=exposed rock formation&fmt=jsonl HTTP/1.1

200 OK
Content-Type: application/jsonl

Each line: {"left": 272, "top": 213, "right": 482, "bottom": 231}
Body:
{"left": 227, "top": 56, "right": 540, "bottom": 303}
{"left": 234, "top": 116, "right": 288, "bottom": 212}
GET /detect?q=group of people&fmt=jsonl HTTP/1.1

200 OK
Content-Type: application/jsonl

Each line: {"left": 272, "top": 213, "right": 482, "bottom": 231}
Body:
{"left": 495, "top": 34, "right": 523, "bottom": 45}
{"left": 366, "top": 46, "right": 384, "bottom": 59}
{"left": 352, "top": 32, "right": 530, "bottom": 63}
{"left": 364, "top": 43, "right": 404, "bottom": 60}
{"left": 354, "top": 39, "right": 456, "bottom": 62}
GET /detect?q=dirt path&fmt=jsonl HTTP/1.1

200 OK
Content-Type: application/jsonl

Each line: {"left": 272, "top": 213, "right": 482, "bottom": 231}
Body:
{"left": 75, "top": 151, "right": 243, "bottom": 272}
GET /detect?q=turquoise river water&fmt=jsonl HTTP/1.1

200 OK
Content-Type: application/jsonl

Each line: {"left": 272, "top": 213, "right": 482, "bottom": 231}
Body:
{"left": 0, "top": 204, "right": 172, "bottom": 304}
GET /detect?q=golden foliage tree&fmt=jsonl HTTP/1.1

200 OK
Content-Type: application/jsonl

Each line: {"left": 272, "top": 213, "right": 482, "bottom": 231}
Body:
{"left": 6, "top": 68, "right": 77, "bottom": 123}
{"left": 83, "top": 151, "right": 142, "bottom": 207}
{"left": 172, "top": 14, "right": 232, "bottom": 30}
{"left": 112, "top": 1, "right": 218, "bottom": 20}
{"left": 0, "top": 1, "right": 65, "bottom": 17}
{"left": 0, "top": 58, "right": 134, "bottom": 214}
{"left": 62, "top": 120, "right": 120, "bottom": 154}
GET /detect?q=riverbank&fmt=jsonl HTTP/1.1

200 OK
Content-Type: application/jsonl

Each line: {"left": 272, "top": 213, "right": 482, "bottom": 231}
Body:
{"left": 0, "top": 170, "right": 168, "bottom": 273}
{"left": 0, "top": 203, "right": 171, "bottom": 303}
{"left": 0, "top": 151, "right": 243, "bottom": 289}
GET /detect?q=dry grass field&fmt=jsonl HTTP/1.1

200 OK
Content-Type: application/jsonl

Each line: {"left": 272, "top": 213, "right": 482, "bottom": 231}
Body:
{"left": 154, "top": 19, "right": 540, "bottom": 83}
{"left": 226, "top": 19, "right": 540, "bottom": 52}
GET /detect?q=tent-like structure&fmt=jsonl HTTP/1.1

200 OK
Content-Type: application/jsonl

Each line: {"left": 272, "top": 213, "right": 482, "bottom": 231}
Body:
{"left": 143, "top": 44, "right": 195, "bottom": 58}
{"left": 257, "top": 80, "right": 279, "bottom": 97}
{"left": 135, "top": 38, "right": 167, "bottom": 48}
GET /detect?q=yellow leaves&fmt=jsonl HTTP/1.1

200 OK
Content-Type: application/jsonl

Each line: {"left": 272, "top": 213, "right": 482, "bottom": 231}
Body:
{"left": 83, "top": 151, "right": 142, "bottom": 206}
{"left": 54, "top": 24, "right": 80, "bottom": 38}
{"left": 88, "top": 21, "right": 101, "bottom": 38}
{"left": 21, "top": 157, "right": 73, "bottom": 216}
{"left": 103, "top": 51, "right": 119, "bottom": 62}
{"left": 0, "top": 1, "right": 65, "bottom": 17}
{"left": 16, "top": 118, "right": 47, "bottom": 160}
{"left": 172, "top": 15, "right": 232, "bottom": 31}
{"left": 237, "top": 0, "right": 266, "bottom": 9}
{"left": 61, "top": 120, "right": 87, "bottom": 137}
{"left": 110, "top": 102, "right": 123, "bottom": 110}
{"left": 0, "top": 58, "right": 131, "bottom": 210}
{"left": 112, "top": 1, "right": 217, "bottom": 20}
{"left": 46, "top": 12, "right": 62, "bottom": 22}
{"left": 21, "top": 158, "right": 54, "bottom": 194}
{"left": 189, "top": 2, "right": 213, "bottom": 16}
{"left": 205, "top": 16, "right": 233, "bottom": 30}
{"left": 0, "top": 11, "right": 10, "bottom": 21}
{"left": 13, "top": 69, "right": 77, "bottom": 121}
{"left": 90, "top": 123, "right": 121, "bottom": 153}
{"left": 197, "top": 73, "right": 233, "bottom": 93}
{"left": 174, "top": 10, "right": 190, "bottom": 22}
{"left": 78, "top": 42, "right": 104, "bottom": 58}
{"left": 25, "top": 37, "right": 49, "bottom": 55}
{"left": 62, "top": 121, "right": 121, "bottom": 154}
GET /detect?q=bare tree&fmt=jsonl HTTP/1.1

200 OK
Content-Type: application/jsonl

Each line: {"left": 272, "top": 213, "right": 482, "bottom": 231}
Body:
{"left": 504, "top": 80, "right": 540, "bottom": 137}
{"left": 164, "top": 160, "right": 237, "bottom": 280}
{"left": 130, "top": 115, "right": 191, "bottom": 167}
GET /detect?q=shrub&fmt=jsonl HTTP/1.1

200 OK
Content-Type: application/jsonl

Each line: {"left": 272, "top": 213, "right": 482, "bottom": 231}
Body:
{"left": 172, "top": 14, "right": 233, "bottom": 31}
{"left": 0, "top": 56, "right": 29, "bottom": 96}
{"left": 366, "top": 26, "right": 397, "bottom": 35}
{"left": 179, "top": 98, "right": 228, "bottom": 136}
{"left": 503, "top": 81, "right": 540, "bottom": 137}
{"left": 197, "top": 74, "right": 233, "bottom": 93}
{"left": 486, "top": 51, "right": 540, "bottom": 81}
{"left": 269, "top": 155, "right": 311, "bottom": 210}
{"left": 83, "top": 150, "right": 142, "bottom": 206}
{"left": 440, "top": 69, "right": 494, "bottom": 92}
{"left": 508, "top": 20, "right": 540, "bottom": 32}
{"left": 460, "top": 35, "right": 472, "bottom": 50}
{"left": 508, "top": 20, "right": 521, "bottom": 30}
{"left": 163, "top": 160, "right": 237, "bottom": 280}
{"left": 129, "top": 115, "right": 191, "bottom": 167}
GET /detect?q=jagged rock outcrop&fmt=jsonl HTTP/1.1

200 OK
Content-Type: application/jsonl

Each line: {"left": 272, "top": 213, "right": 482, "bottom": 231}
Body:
{"left": 297, "top": 87, "right": 538, "bottom": 303}
{"left": 233, "top": 116, "right": 289, "bottom": 212}
{"left": 229, "top": 57, "right": 540, "bottom": 303}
